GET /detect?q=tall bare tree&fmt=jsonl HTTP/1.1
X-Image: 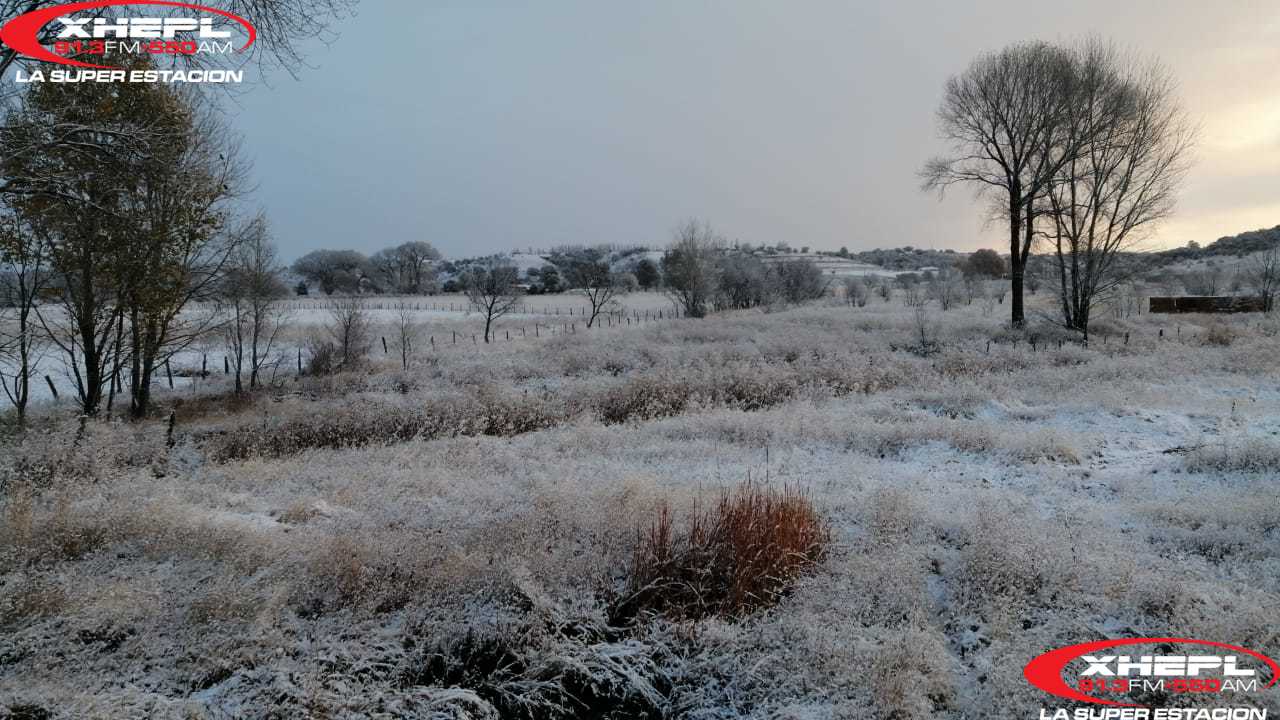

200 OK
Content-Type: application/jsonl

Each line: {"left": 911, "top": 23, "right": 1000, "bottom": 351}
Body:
{"left": 462, "top": 260, "right": 521, "bottom": 343}
{"left": 0, "top": 207, "right": 47, "bottom": 423}
{"left": 122, "top": 94, "right": 250, "bottom": 418}
{"left": 221, "top": 216, "right": 289, "bottom": 393}
{"left": 1045, "top": 42, "right": 1194, "bottom": 336}
{"left": 662, "top": 219, "right": 721, "bottom": 318}
{"left": 923, "top": 41, "right": 1082, "bottom": 326}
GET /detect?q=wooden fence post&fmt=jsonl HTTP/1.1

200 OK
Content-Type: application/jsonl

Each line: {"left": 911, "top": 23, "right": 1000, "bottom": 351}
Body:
{"left": 45, "top": 375, "right": 58, "bottom": 400}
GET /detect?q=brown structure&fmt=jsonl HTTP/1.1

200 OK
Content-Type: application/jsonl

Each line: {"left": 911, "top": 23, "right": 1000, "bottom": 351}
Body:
{"left": 1149, "top": 296, "right": 1267, "bottom": 314}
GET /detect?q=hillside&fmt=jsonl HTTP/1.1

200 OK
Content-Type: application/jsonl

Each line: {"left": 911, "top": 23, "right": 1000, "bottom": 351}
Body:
{"left": 1159, "top": 225, "right": 1280, "bottom": 262}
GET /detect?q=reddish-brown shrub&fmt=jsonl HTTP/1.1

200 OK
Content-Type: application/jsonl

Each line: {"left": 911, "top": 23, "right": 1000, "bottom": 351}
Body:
{"left": 610, "top": 482, "right": 830, "bottom": 624}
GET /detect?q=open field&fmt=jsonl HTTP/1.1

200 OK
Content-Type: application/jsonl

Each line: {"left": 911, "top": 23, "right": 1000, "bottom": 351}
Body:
{"left": 2, "top": 296, "right": 1280, "bottom": 718}
{"left": 2, "top": 292, "right": 680, "bottom": 407}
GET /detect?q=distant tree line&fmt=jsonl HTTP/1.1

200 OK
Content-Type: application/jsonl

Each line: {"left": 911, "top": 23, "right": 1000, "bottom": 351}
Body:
{"left": 661, "top": 220, "right": 831, "bottom": 318}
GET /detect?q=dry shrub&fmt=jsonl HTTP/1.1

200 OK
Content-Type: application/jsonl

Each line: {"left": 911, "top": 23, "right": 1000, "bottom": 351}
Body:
{"left": 303, "top": 335, "right": 340, "bottom": 376}
{"left": 277, "top": 499, "right": 321, "bottom": 526}
{"left": 953, "top": 509, "right": 1080, "bottom": 621}
{"left": 0, "top": 485, "right": 110, "bottom": 571}
{"left": 596, "top": 376, "right": 693, "bottom": 425}
{"left": 610, "top": 482, "right": 830, "bottom": 624}
{"left": 869, "top": 629, "right": 955, "bottom": 719}
{"left": 1201, "top": 321, "right": 1236, "bottom": 347}
{"left": 0, "top": 573, "right": 66, "bottom": 628}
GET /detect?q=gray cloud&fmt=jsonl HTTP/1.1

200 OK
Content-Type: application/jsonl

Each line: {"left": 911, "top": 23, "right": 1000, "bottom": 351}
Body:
{"left": 231, "top": 1, "right": 1280, "bottom": 259}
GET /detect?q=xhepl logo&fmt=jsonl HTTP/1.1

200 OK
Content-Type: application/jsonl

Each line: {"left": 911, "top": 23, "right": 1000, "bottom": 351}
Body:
{"left": 1025, "top": 637, "right": 1279, "bottom": 711}
{"left": 1, "top": 1, "right": 255, "bottom": 71}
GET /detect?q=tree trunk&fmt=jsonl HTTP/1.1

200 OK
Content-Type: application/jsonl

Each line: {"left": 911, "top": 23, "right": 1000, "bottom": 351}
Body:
{"left": 1008, "top": 189, "right": 1025, "bottom": 327}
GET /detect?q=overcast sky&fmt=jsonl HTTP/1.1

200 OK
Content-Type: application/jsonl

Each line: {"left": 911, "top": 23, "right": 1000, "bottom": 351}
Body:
{"left": 231, "top": 1, "right": 1280, "bottom": 261}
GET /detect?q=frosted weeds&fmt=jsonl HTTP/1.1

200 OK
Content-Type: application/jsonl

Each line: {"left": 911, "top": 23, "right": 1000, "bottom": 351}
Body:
{"left": 2, "top": 300, "right": 1279, "bottom": 716}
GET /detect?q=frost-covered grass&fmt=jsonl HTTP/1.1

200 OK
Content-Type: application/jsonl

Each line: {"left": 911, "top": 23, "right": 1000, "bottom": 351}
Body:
{"left": 2, "top": 297, "right": 1279, "bottom": 718}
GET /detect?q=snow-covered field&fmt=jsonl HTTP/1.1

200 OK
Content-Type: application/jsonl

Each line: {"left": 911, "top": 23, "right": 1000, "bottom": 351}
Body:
{"left": 2, "top": 292, "right": 679, "bottom": 407}
{"left": 274, "top": 291, "right": 678, "bottom": 318}
{"left": 2, "top": 296, "right": 1279, "bottom": 717}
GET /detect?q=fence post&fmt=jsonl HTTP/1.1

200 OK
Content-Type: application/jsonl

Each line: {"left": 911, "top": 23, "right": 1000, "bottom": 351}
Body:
{"left": 166, "top": 359, "right": 173, "bottom": 389}
{"left": 202, "top": 354, "right": 207, "bottom": 377}
{"left": 297, "top": 348, "right": 303, "bottom": 375}
{"left": 45, "top": 375, "right": 58, "bottom": 400}
{"left": 224, "top": 356, "right": 229, "bottom": 374}
{"left": 382, "top": 336, "right": 388, "bottom": 354}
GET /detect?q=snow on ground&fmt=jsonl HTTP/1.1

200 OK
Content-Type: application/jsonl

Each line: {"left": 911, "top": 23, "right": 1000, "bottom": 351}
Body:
{"left": 3, "top": 297, "right": 1279, "bottom": 717}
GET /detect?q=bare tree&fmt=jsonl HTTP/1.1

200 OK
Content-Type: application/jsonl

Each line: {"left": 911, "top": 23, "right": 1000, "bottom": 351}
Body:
{"left": 842, "top": 277, "right": 868, "bottom": 307}
{"left": 221, "top": 217, "right": 290, "bottom": 394}
{"left": 369, "top": 241, "right": 441, "bottom": 295}
{"left": 922, "top": 41, "right": 1082, "bottom": 326}
{"left": 325, "top": 300, "right": 371, "bottom": 369}
{"left": 392, "top": 306, "right": 419, "bottom": 370}
{"left": 1045, "top": 42, "right": 1194, "bottom": 336}
{"left": 3, "top": 59, "right": 174, "bottom": 416}
{"left": 567, "top": 259, "right": 623, "bottom": 328}
{"left": 927, "top": 268, "right": 964, "bottom": 311}
{"left": 1249, "top": 246, "right": 1280, "bottom": 313}
{"left": 662, "top": 219, "right": 721, "bottom": 318}
{"left": 293, "top": 249, "right": 369, "bottom": 295}
{"left": 120, "top": 94, "right": 251, "bottom": 418}
{"left": 715, "top": 253, "right": 771, "bottom": 309}
{"left": 462, "top": 260, "right": 521, "bottom": 343}
{"left": 0, "top": 207, "right": 47, "bottom": 423}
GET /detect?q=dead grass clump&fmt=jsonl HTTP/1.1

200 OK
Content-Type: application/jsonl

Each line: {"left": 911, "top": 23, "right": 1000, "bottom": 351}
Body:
{"left": 208, "top": 391, "right": 567, "bottom": 461}
{"left": 609, "top": 482, "right": 830, "bottom": 624}
{"left": 1185, "top": 438, "right": 1280, "bottom": 474}
{"left": 0, "top": 574, "right": 66, "bottom": 628}
{"left": 0, "top": 486, "right": 110, "bottom": 570}
{"left": 400, "top": 622, "right": 674, "bottom": 720}
{"left": 277, "top": 499, "right": 321, "bottom": 526}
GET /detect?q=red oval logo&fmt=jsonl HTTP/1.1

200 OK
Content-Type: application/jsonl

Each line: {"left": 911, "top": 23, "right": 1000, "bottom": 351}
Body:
{"left": 0, "top": 0, "right": 256, "bottom": 70}
{"left": 1024, "top": 637, "right": 1279, "bottom": 707}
